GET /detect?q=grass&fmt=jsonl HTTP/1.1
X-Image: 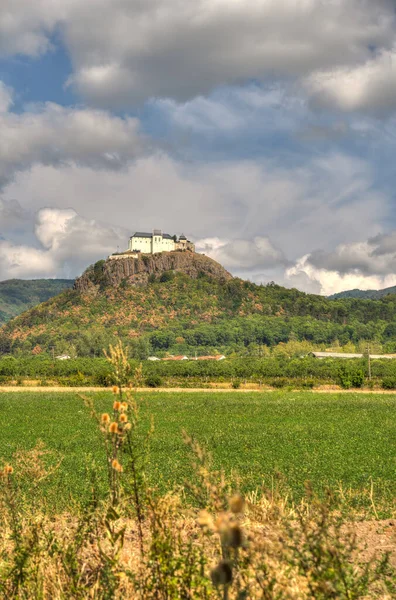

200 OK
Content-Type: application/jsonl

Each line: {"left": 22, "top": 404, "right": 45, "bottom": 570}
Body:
{"left": 0, "top": 390, "right": 395, "bottom": 514}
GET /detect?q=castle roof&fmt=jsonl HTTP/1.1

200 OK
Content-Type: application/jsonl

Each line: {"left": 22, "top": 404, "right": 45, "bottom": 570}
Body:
{"left": 131, "top": 232, "right": 173, "bottom": 239}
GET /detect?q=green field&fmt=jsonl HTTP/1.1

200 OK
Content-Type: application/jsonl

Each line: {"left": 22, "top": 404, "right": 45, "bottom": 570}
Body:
{"left": 1, "top": 391, "right": 395, "bottom": 514}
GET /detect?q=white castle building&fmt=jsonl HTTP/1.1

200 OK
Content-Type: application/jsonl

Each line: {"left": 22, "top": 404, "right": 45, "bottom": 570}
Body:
{"left": 128, "top": 230, "right": 195, "bottom": 254}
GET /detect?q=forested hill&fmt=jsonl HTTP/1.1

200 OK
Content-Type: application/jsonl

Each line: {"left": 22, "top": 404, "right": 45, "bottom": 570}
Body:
{"left": 0, "top": 279, "right": 74, "bottom": 325}
{"left": 0, "top": 252, "right": 396, "bottom": 357}
{"left": 329, "top": 286, "right": 396, "bottom": 299}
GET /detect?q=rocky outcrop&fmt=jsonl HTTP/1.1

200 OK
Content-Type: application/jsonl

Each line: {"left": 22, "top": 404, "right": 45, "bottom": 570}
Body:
{"left": 74, "top": 251, "right": 233, "bottom": 293}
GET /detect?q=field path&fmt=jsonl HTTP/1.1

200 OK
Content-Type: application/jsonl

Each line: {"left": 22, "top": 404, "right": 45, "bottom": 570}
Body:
{"left": 0, "top": 386, "right": 396, "bottom": 394}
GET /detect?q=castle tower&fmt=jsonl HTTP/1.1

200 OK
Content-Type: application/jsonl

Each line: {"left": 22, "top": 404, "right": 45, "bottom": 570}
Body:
{"left": 152, "top": 229, "right": 163, "bottom": 253}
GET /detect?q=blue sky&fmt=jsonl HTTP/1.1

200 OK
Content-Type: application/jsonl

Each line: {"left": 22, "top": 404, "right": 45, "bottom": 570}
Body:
{"left": 1, "top": 0, "right": 396, "bottom": 294}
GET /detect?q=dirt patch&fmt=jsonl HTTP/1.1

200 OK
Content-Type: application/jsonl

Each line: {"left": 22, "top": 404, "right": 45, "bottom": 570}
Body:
{"left": 355, "top": 520, "right": 396, "bottom": 567}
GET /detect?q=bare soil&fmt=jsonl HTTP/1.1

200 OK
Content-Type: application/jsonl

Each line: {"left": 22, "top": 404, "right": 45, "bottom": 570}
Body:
{"left": 355, "top": 519, "right": 396, "bottom": 567}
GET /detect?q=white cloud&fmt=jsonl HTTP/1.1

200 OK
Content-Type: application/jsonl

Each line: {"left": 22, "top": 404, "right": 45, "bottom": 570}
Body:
{"left": 286, "top": 230, "right": 396, "bottom": 295}
{"left": 286, "top": 254, "right": 396, "bottom": 296}
{"left": 305, "top": 47, "right": 396, "bottom": 113}
{"left": 0, "top": 240, "right": 56, "bottom": 279}
{"left": 0, "top": 207, "right": 127, "bottom": 279}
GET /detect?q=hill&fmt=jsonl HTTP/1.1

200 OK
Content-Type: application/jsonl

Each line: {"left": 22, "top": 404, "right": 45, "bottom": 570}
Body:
{"left": 1, "top": 251, "right": 396, "bottom": 357}
{"left": 329, "top": 285, "right": 396, "bottom": 300}
{"left": 0, "top": 278, "right": 74, "bottom": 325}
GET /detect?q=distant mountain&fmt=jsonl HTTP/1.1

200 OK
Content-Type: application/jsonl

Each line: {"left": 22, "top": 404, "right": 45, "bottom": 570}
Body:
{"left": 329, "top": 286, "right": 396, "bottom": 300}
{"left": 0, "top": 279, "right": 74, "bottom": 325}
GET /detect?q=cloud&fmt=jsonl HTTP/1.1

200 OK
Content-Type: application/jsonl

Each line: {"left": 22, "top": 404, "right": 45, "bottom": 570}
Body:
{"left": 286, "top": 254, "right": 396, "bottom": 296}
{"left": 0, "top": 0, "right": 65, "bottom": 57}
{"left": 34, "top": 207, "right": 127, "bottom": 265}
{"left": 195, "top": 236, "right": 286, "bottom": 271}
{"left": 0, "top": 240, "right": 55, "bottom": 279}
{"left": 2, "top": 150, "right": 387, "bottom": 262}
{"left": 307, "top": 233, "right": 396, "bottom": 276}
{"left": 286, "top": 230, "right": 396, "bottom": 295}
{"left": 63, "top": 0, "right": 396, "bottom": 106}
{"left": 0, "top": 95, "right": 144, "bottom": 187}
{"left": 0, "top": 207, "right": 127, "bottom": 280}
{"left": 305, "top": 47, "right": 396, "bottom": 114}
{"left": 0, "top": 198, "right": 30, "bottom": 231}
{"left": 0, "top": 82, "right": 13, "bottom": 113}
{"left": 3, "top": 1, "right": 395, "bottom": 108}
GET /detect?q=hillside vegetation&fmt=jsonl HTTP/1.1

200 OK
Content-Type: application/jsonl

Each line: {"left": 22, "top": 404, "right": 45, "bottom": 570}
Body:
{"left": 0, "top": 278, "right": 74, "bottom": 325}
{"left": 1, "top": 252, "right": 396, "bottom": 357}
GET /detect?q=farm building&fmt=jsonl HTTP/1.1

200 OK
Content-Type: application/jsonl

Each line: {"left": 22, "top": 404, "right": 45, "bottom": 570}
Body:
{"left": 195, "top": 355, "right": 226, "bottom": 361}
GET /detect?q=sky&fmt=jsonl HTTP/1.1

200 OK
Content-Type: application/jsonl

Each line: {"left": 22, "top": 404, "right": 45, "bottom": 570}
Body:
{"left": 1, "top": 1, "right": 396, "bottom": 295}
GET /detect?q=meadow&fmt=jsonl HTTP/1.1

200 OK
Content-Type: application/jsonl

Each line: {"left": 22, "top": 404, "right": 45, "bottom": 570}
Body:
{"left": 1, "top": 390, "right": 395, "bottom": 515}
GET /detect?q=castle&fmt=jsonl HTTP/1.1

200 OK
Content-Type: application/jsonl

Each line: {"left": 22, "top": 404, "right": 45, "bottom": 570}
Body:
{"left": 110, "top": 229, "right": 195, "bottom": 260}
{"left": 129, "top": 230, "right": 195, "bottom": 254}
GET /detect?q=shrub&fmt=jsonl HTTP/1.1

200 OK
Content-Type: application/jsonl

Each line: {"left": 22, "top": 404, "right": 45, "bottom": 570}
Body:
{"left": 159, "top": 270, "right": 175, "bottom": 283}
{"left": 145, "top": 374, "right": 163, "bottom": 388}
{"left": 382, "top": 377, "right": 396, "bottom": 389}
{"left": 351, "top": 369, "right": 365, "bottom": 388}
{"left": 270, "top": 378, "right": 289, "bottom": 388}
{"left": 231, "top": 379, "right": 241, "bottom": 389}
{"left": 301, "top": 379, "right": 315, "bottom": 389}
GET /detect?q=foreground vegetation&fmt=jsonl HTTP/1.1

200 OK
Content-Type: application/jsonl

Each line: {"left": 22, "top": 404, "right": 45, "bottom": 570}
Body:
{"left": 1, "top": 347, "right": 395, "bottom": 598}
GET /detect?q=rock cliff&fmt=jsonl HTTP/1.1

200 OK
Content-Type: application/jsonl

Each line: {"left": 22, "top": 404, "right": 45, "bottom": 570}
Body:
{"left": 74, "top": 251, "right": 233, "bottom": 294}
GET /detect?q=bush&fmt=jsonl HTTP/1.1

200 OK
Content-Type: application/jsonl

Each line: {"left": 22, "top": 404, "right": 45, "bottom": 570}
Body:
{"left": 159, "top": 271, "right": 175, "bottom": 283}
{"left": 382, "top": 377, "right": 396, "bottom": 389}
{"left": 231, "top": 379, "right": 241, "bottom": 389}
{"left": 145, "top": 374, "right": 163, "bottom": 388}
{"left": 351, "top": 369, "right": 365, "bottom": 388}
{"left": 270, "top": 378, "right": 289, "bottom": 388}
{"left": 301, "top": 379, "right": 315, "bottom": 389}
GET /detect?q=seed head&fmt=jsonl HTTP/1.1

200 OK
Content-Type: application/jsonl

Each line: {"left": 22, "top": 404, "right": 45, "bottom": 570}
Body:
{"left": 3, "top": 465, "right": 13, "bottom": 475}
{"left": 113, "top": 401, "right": 121, "bottom": 411}
{"left": 210, "top": 560, "right": 233, "bottom": 586}
{"left": 101, "top": 413, "right": 110, "bottom": 424}
{"left": 124, "top": 423, "right": 132, "bottom": 431}
{"left": 223, "top": 524, "right": 243, "bottom": 549}
{"left": 112, "top": 386, "right": 119, "bottom": 394}
{"left": 111, "top": 459, "right": 123, "bottom": 473}
{"left": 197, "top": 510, "right": 214, "bottom": 529}
{"left": 109, "top": 422, "right": 118, "bottom": 434}
{"left": 120, "top": 402, "right": 128, "bottom": 411}
{"left": 120, "top": 413, "right": 128, "bottom": 423}
{"left": 229, "top": 494, "right": 245, "bottom": 514}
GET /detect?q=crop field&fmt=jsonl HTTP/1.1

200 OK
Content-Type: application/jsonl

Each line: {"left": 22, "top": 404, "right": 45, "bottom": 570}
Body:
{"left": 1, "top": 390, "right": 395, "bottom": 514}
